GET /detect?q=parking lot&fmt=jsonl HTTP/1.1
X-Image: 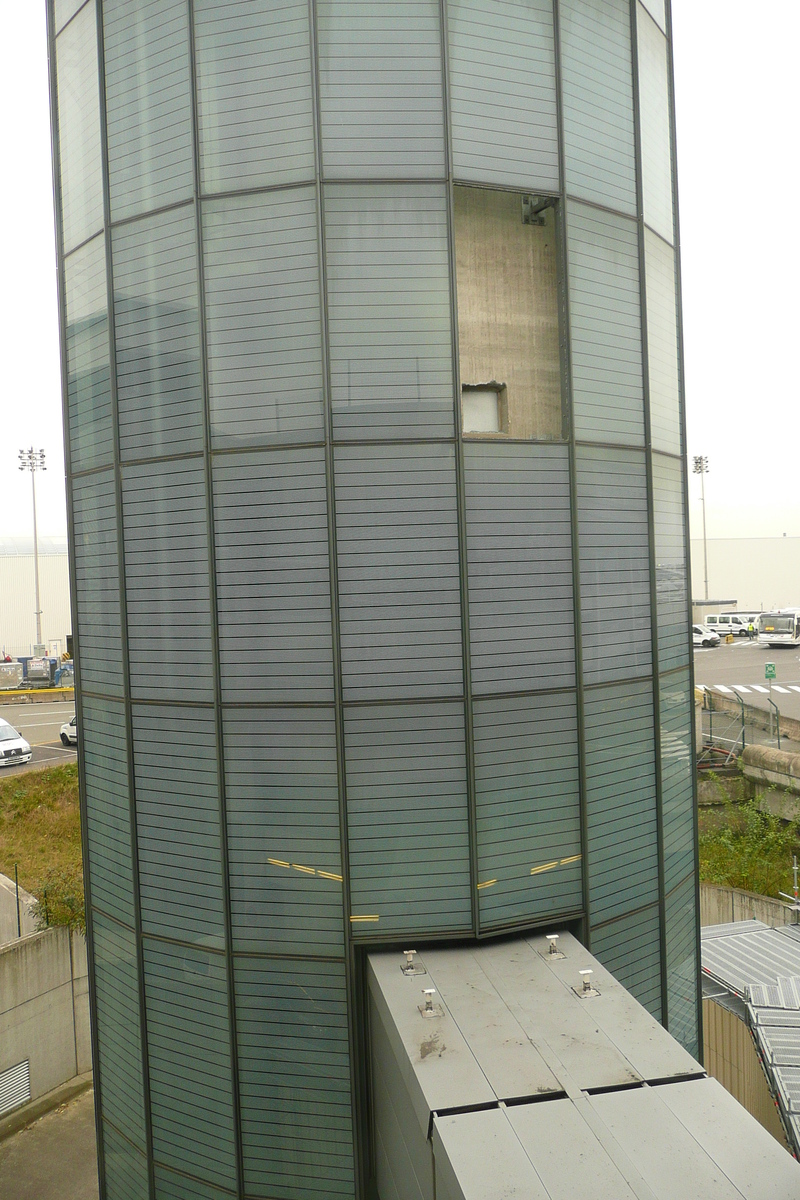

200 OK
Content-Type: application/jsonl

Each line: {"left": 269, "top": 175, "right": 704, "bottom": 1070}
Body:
{"left": 694, "top": 638, "right": 800, "bottom": 724}
{"left": 0, "top": 698, "right": 77, "bottom": 774}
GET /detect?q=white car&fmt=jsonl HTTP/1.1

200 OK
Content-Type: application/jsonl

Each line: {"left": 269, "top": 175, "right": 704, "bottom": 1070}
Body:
{"left": 693, "top": 624, "right": 720, "bottom": 648}
{"left": 60, "top": 715, "right": 78, "bottom": 745}
{"left": 0, "top": 717, "right": 32, "bottom": 766}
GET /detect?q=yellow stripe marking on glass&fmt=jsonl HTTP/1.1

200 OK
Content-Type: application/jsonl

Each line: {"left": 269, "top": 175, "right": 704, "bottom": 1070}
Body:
{"left": 292, "top": 863, "right": 316, "bottom": 875}
{"left": 317, "top": 870, "right": 343, "bottom": 882}
{"left": 476, "top": 879, "right": 497, "bottom": 890}
{"left": 267, "top": 858, "right": 291, "bottom": 869}
{"left": 559, "top": 854, "right": 582, "bottom": 866}
{"left": 530, "top": 860, "right": 559, "bottom": 876}
{"left": 350, "top": 915, "right": 380, "bottom": 922}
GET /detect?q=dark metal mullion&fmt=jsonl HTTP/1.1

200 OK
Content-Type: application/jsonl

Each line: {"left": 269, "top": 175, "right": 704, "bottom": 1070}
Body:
{"left": 185, "top": 5, "right": 245, "bottom": 1196}
{"left": 46, "top": 5, "right": 109, "bottom": 1196}
{"left": 553, "top": 0, "right": 592, "bottom": 946}
{"left": 94, "top": 2, "right": 156, "bottom": 1193}
{"left": 307, "top": 4, "right": 364, "bottom": 1196}
{"left": 665, "top": 0, "right": 704, "bottom": 1062}
{"left": 630, "top": 0, "right": 670, "bottom": 1028}
{"left": 439, "top": 0, "right": 481, "bottom": 935}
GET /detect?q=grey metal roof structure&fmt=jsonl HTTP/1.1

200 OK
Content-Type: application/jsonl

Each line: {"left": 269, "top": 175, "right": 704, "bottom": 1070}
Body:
{"left": 369, "top": 931, "right": 800, "bottom": 1199}
{"left": 702, "top": 920, "right": 800, "bottom": 1158}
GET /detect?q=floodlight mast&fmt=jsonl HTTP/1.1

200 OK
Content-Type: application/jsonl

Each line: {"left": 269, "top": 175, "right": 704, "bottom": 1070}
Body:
{"left": 18, "top": 448, "right": 47, "bottom": 649}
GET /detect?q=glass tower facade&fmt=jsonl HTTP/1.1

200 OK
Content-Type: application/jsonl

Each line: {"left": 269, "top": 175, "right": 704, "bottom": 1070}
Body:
{"left": 48, "top": 1, "right": 698, "bottom": 1197}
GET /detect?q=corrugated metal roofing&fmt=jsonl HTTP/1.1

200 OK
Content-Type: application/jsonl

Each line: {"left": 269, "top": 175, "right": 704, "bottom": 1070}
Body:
{"left": 702, "top": 924, "right": 800, "bottom": 996}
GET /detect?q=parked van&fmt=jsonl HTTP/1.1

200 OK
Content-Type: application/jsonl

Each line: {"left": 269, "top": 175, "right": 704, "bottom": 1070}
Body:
{"left": 703, "top": 613, "right": 750, "bottom": 638}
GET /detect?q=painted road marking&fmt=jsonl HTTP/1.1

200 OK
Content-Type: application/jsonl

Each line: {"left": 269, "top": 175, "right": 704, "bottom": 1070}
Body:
{"left": 773, "top": 686, "right": 790, "bottom": 694}
{"left": 731, "top": 686, "right": 751, "bottom": 693}
{"left": 715, "top": 685, "right": 733, "bottom": 693}
{"left": 790, "top": 686, "right": 800, "bottom": 694}
{"left": 750, "top": 685, "right": 769, "bottom": 693}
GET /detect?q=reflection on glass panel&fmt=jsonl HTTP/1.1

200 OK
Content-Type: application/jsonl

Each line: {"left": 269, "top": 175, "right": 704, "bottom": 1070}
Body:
{"left": 645, "top": 227, "right": 681, "bottom": 454}
{"left": 92, "top": 915, "right": 146, "bottom": 1148}
{"left": 195, "top": 0, "right": 315, "bottom": 193}
{"left": 653, "top": 454, "right": 689, "bottom": 671}
{"left": 203, "top": 191, "right": 324, "bottom": 448}
{"left": 112, "top": 207, "right": 204, "bottom": 460}
{"left": 224, "top": 709, "right": 343, "bottom": 955}
{"left": 567, "top": 202, "right": 643, "bottom": 445}
{"left": 143, "top": 941, "right": 237, "bottom": 1192}
{"left": 71, "top": 473, "right": 124, "bottom": 698}
{"left": 577, "top": 446, "right": 652, "bottom": 683}
{"left": 660, "top": 669, "right": 695, "bottom": 894}
{"left": 235, "top": 958, "right": 354, "bottom": 1199}
{"left": 560, "top": 0, "right": 636, "bottom": 214}
{"left": 325, "top": 184, "right": 454, "bottom": 439}
{"left": 591, "top": 903, "right": 662, "bottom": 1019}
{"left": 83, "top": 697, "right": 133, "bottom": 925}
{"left": 318, "top": 0, "right": 445, "bottom": 179}
{"left": 103, "top": 0, "right": 194, "bottom": 221}
{"left": 640, "top": 0, "right": 666, "bottom": 33}
{"left": 55, "top": 0, "right": 89, "bottom": 35}
{"left": 64, "top": 234, "right": 112, "bottom": 471}
{"left": 55, "top": 1, "right": 103, "bottom": 252}
{"left": 637, "top": 5, "right": 673, "bottom": 243}
{"left": 102, "top": 1122, "right": 150, "bottom": 1200}
{"left": 448, "top": 0, "right": 558, "bottom": 190}
{"left": 456, "top": 187, "right": 561, "bottom": 441}
{"left": 474, "top": 692, "right": 581, "bottom": 929}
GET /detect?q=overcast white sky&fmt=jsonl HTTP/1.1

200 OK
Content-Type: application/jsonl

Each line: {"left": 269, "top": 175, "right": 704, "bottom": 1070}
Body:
{"left": 1, "top": 2, "right": 797, "bottom": 542}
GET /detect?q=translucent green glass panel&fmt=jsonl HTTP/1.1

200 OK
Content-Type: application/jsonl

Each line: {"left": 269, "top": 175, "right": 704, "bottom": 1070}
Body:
{"left": 464, "top": 443, "right": 575, "bottom": 694}
{"left": 92, "top": 915, "right": 146, "bottom": 1148}
{"left": 567, "top": 203, "right": 644, "bottom": 446}
{"left": 234, "top": 958, "right": 354, "bottom": 1198}
{"left": 474, "top": 692, "right": 581, "bottom": 928}
{"left": 653, "top": 454, "right": 689, "bottom": 672}
{"left": 560, "top": 0, "right": 636, "bottom": 214}
{"left": 154, "top": 1168, "right": 235, "bottom": 1200}
{"left": 665, "top": 874, "right": 700, "bottom": 1058}
{"left": 637, "top": 5, "right": 673, "bottom": 244}
{"left": 345, "top": 702, "right": 471, "bottom": 936}
{"left": 334, "top": 444, "right": 463, "bottom": 700}
{"left": 55, "top": 0, "right": 103, "bottom": 252}
{"left": 83, "top": 697, "right": 134, "bottom": 925}
{"left": 71, "top": 471, "right": 123, "bottom": 696}
{"left": 143, "top": 941, "right": 236, "bottom": 1191}
{"left": 640, "top": 0, "right": 666, "bottom": 34}
{"left": 112, "top": 207, "right": 204, "bottom": 460}
{"left": 64, "top": 234, "right": 112, "bottom": 471}
{"left": 317, "top": 0, "right": 445, "bottom": 179}
{"left": 102, "top": 1121, "right": 150, "bottom": 1200}
{"left": 121, "top": 460, "right": 214, "bottom": 702}
{"left": 213, "top": 449, "right": 334, "bottom": 703}
{"left": 448, "top": 0, "right": 558, "bottom": 191}
{"left": 224, "top": 708, "right": 344, "bottom": 956}
{"left": 103, "top": 0, "right": 194, "bottom": 221}
{"left": 55, "top": 0, "right": 87, "bottom": 35}
{"left": 576, "top": 447, "right": 652, "bottom": 683}
{"left": 660, "top": 668, "right": 695, "bottom": 895}
{"left": 591, "top": 903, "right": 662, "bottom": 1019}
{"left": 203, "top": 191, "right": 324, "bottom": 449}
{"left": 584, "top": 680, "right": 659, "bottom": 926}
{"left": 194, "top": 0, "right": 315, "bottom": 194}
{"left": 645, "top": 228, "right": 681, "bottom": 455}
{"left": 324, "top": 184, "right": 454, "bottom": 439}
{"left": 133, "top": 704, "right": 224, "bottom": 947}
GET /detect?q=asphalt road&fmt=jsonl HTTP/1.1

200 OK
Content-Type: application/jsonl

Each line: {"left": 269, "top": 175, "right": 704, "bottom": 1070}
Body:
{"left": 0, "top": 699, "right": 77, "bottom": 774}
{"left": 0, "top": 1090, "right": 98, "bottom": 1200}
{"left": 694, "top": 639, "right": 800, "bottom": 723}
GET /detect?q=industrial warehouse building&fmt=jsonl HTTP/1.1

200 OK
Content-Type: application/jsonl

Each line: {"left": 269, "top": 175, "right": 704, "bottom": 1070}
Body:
{"left": 50, "top": 1, "right": 704, "bottom": 1196}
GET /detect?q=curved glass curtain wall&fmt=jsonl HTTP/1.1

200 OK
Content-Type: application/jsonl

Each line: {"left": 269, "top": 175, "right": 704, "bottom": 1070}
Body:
{"left": 50, "top": 1, "right": 697, "bottom": 1196}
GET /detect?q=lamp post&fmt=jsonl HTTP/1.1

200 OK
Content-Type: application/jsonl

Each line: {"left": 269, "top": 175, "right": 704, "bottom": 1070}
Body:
{"left": 692, "top": 455, "right": 709, "bottom": 601}
{"left": 19, "top": 448, "right": 47, "bottom": 651}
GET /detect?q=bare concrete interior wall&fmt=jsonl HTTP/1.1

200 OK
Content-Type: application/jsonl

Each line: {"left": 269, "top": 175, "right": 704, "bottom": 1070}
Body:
{"left": 0, "top": 928, "right": 91, "bottom": 1111}
{"left": 454, "top": 186, "right": 561, "bottom": 440}
{"left": 703, "top": 998, "right": 790, "bottom": 1151}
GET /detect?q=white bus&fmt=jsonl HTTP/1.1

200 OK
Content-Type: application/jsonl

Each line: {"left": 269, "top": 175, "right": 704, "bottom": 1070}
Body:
{"left": 759, "top": 608, "right": 800, "bottom": 648}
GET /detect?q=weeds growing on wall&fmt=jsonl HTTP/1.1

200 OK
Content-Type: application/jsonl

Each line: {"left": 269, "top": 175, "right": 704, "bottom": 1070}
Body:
{"left": 699, "top": 780, "right": 800, "bottom": 898}
{"left": 0, "top": 764, "right": 84, "bottom": 931}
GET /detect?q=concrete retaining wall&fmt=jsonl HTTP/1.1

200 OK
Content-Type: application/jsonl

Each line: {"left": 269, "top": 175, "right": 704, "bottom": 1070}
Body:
{"left": 741, "top": 744, "right": 800, "bottom": 821}
{"left": 700, "top": 883, "right": 793, "bottom": 928}
{"left": 0, "top": 871, "right": 38, "bottom": 944}
{"left": 0, "top": 927, "right": 91, "bottom": 1111}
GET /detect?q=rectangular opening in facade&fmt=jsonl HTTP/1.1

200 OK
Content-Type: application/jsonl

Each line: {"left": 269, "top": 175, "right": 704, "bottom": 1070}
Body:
{"left": 454, "top": 185, "right": 562, "bottom": 440}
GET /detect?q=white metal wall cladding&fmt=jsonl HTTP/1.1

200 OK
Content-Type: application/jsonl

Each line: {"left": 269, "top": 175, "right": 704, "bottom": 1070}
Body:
{"left": 50, "top": 0, "right": 698, "bottom": 1195}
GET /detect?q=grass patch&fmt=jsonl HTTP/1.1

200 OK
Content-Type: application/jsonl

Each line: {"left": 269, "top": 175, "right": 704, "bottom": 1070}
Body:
{"left": 699, "top": 788, "right": 800, "bottom": 899}
{"left": 0, "top": 764, "right": 84, "bottom": 931}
